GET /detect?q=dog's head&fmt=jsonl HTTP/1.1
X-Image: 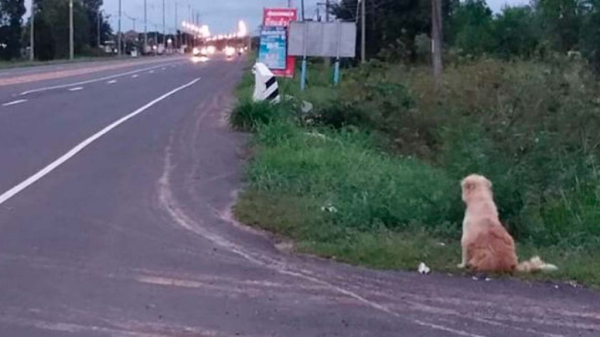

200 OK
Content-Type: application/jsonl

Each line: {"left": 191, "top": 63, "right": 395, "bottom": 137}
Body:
{"left": 461, "top": 174, "right": 493, "bottom": 203}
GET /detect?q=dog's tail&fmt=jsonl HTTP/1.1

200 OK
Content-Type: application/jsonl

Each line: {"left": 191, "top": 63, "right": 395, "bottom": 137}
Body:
{"left": 517, "top": 256, "right": 558, "bottom": 273}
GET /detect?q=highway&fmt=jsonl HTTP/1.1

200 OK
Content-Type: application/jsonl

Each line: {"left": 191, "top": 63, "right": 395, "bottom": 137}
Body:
{"left": 0, "top": 55, "right": 599, "bottom": 337}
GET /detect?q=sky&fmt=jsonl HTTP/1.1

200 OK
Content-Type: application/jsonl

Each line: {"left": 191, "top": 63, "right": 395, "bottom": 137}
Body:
{"left": 35, "top": 0, "right": 529, "bottom": 36}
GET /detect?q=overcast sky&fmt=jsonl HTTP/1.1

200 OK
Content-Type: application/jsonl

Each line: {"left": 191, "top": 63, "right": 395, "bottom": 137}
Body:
{"left": 25, "top": 0, "right": 529, "bottom": 35}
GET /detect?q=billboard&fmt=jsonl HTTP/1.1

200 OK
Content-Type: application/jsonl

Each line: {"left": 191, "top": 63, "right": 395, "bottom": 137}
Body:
{"left": 262, "top": 8, "right": 297, "bottom": 78}
{"left": 288, "top": 21, "right": 357, "bottom": 58}
{"left": 258, "top": 27, "right": 287, "bottom": 70}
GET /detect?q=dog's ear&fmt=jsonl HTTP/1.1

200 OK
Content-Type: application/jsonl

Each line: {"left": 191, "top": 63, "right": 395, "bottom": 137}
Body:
{"left": 461, "top": 179, "right": 476, "bottom": 192}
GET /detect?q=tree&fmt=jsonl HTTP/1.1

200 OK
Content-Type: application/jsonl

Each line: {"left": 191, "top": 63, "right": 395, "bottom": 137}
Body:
{"left": 31, "top": 0, "right": 92, "bottom": 59}
{"left": 579, "top": 0, "right": 600, "bottom": 71}
{"left": 534, "top": 0, "right": 585, "bottom": 52}
{"left": 449, "top": 0, "right": 495, "bottom": 56}
{"left": 0, "top": 0, "right": 26, "bottom": 60}
{"left": 82, "top": 0, "right": 111, "bottom": 48}
{"left": 493, "top": 6, "right": 541, "bottom": 59}
{"left": 332, "top": 0, "right": 452, "bottom": 61}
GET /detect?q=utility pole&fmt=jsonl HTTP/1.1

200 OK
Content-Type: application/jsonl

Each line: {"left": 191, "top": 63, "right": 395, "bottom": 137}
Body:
{"left": 361, "top": 0, "right": 366, "bottom": 63}
{"left": 97, "top": 10, "right": 101, "bottom": 47}
{"left": 288, "top": 0, "right": 292, "bottom": 7}
{"left": 69, "top": 0, "right": 74, "bottom": 60}
{"left": 30, "top": 0, "right": 35, "bottom": 61}
{"left": 118, "top": 0, "right": 122, "bottom": 55}
{"left": 144, "top": 0, "right": 148, "bottom": 53}
{"left": 175, "top": 2, "right": 178, "bottom": 49}
{"left": 301, "top": 0, "right": 305, "bottom": 21}
{"left": 162, "top": 0, "right": 166, "bottom": 50}
{"left": 188, "top": 5, "right": 192, "bottom": 48}
{"left": 431, "top": 0, "right": 443, "bottom": 85}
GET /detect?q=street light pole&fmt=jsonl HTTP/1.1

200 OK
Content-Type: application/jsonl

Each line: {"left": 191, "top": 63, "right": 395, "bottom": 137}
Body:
{"left": 162, "top": 0, "right": 166, "bottom": 50}
{"left": 118, "top": 0, "right": 122, "bottom": 55}
{"left": 97, "top": 10, "right": 101, "bottom": 47}
{"left": 30, "top": 0, "right": 35, "bottom": 61}
{"left": 144, "top": 0, "right": 148, "bottom": 53}
{"left": 175, "top": 2, "right": 178, "bottom": 49}
{"left": 69, "top": 0, "right": 74, "bottom": 60}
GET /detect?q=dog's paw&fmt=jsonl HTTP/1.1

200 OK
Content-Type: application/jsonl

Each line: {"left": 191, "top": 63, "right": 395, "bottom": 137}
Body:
{"left": 457, "top": 263, "right": 466, "bottom": 269}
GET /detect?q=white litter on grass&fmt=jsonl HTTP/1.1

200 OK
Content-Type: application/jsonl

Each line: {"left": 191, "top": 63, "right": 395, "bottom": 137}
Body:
{"left": 301, "top": 100, "right": 313, "bottom": 113}
{"left": 320, "top": 204, "right": 338, "bottom": 213}
{"left": 418, "top": 262, "right": 431, "bottom": 275}
{"left": 305, "top": 131, "right": 328, "bottom": 140}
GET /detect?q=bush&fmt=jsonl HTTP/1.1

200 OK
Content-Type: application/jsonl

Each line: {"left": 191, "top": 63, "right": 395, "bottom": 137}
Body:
{"left": 229, "top": 100, "right": 288, "bottom": 131}
{"left": 407, "top": 59, "right": 600, "bottom": 248}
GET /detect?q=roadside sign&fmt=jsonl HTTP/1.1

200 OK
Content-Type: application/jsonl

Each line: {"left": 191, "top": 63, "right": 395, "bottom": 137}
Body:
{"left": 262, "top": 8, "right": 297, "bottom": 78}
{"left": 259, "top": 27, "right": 287, "bottom": 70}
{"left": 288, "top": 21, "right": 357, "bottom": 90}
{"left": 288, "top": 21, "right": 357, "bottom": 58}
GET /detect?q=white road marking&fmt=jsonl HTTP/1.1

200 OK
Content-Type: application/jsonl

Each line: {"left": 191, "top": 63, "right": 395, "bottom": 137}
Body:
{"left": 149, "top": 70, "right": 155, "bottom": 74}
{"left": 20, "top": 61, "right": 183, "bottom": 95}
{"left": 107, "top": 80, "right": 117, "bottom": 84}
{"left": 68, "top": 87, "right": 84, "bottom": 91}
{"left": 0, "top": 78, "right": 201, "bottom": 207}
{"left": 161, "top": 67, "right": 166, "bottom": 70}
{"left": 131, "top": 74, "right": 139, "bottom": 78}
{"left": 1, "top": 99, "right": 28, "bottom": 107}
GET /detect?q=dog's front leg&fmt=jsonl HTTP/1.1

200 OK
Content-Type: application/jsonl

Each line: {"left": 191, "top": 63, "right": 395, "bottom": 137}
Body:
{"left": 457, "top": 237, "right": 468, "bottom": 269}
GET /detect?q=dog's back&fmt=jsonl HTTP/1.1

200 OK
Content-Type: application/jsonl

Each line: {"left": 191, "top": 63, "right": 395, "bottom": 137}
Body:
{"left": 467, "top": 219, "right": 518, "bottom": 273}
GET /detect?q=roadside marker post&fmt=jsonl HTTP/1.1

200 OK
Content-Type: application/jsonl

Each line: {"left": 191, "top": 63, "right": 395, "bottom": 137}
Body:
{"left": 252, "top": 62, "right": 281, "bottom": 103}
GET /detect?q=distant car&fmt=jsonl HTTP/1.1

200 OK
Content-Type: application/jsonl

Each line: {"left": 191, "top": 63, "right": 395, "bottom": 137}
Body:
{"left": 192, "top": 47, "right": 207, "bottom": 57}
{"left": 224, "top": 46, "right": 235, "bottom": 58}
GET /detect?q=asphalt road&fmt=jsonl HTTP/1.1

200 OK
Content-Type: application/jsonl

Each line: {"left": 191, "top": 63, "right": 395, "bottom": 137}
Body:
{"left": 0, "top": 55, "right": 599, "bottom": 337}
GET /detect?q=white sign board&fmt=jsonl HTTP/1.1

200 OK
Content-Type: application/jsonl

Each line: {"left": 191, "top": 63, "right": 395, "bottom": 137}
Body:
{"left": 288, "top": 21, "right": 357, "bottom": 58}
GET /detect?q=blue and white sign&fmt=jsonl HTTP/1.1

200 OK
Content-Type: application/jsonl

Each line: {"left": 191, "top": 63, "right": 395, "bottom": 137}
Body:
{"left": 258, "top": 26, "right": 287, "bottom": 70}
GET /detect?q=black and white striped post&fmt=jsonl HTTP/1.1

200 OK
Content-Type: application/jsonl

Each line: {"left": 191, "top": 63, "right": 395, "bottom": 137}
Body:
{"left": 252, "top": 63, "right": 281, "bottom": 103}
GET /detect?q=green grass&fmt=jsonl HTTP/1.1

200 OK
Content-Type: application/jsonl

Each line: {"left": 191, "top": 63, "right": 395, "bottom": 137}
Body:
{"left": 233, "top": 119, "right": 600, "bottom": 288}
{"left": 0, "top": 55, "right": 124, "bottom": 70}
{"left": 232, "top": 59, "right": 600, "bottom": 289}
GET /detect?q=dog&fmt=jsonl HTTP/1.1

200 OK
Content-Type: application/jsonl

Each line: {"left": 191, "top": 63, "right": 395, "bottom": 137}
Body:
{"left": 458, "top": 174, "right": 558, "bottom": 273}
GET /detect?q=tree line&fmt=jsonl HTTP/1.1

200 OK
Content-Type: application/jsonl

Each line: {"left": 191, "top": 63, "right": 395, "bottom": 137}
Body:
{"left": 0, "top": 0, "right": 112, "bottom": 61}
{"left": 333, "top": 0, "right": 600, "bottom": 71}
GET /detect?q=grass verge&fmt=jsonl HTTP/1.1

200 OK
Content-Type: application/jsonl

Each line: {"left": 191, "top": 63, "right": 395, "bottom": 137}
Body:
{"left": 231, "top": 59, "right": 600, "bottom": 289}
{"left": 0, "top": 55, "right": 127, "bottom": 70}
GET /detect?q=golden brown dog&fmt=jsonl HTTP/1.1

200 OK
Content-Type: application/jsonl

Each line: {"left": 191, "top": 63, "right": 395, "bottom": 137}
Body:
{"left": 458, "top": 174, "right": 557, "bottom": 273}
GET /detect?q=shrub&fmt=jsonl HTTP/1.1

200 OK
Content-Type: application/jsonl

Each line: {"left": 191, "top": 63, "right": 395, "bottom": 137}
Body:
{"left": 229, "top": 100, "right": 288, "bottom": 132}
{"left": 407, "top": 58, "right": 600, "bottom": 247}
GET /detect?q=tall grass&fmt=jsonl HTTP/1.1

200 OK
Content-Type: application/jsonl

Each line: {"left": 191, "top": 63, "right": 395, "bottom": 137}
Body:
{"left": 233, "top": 58, "right": 600, "bottom": 286}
